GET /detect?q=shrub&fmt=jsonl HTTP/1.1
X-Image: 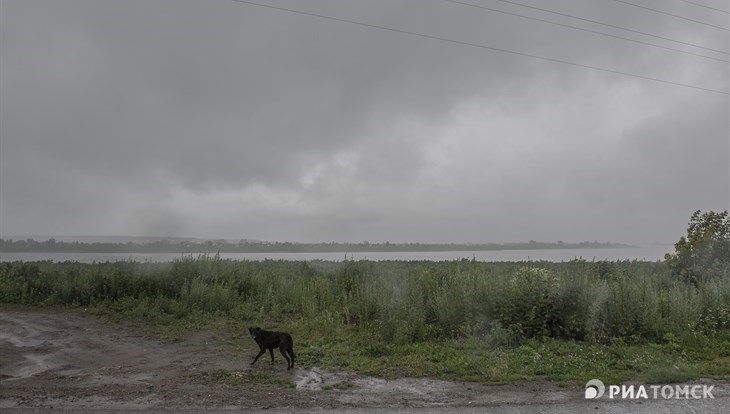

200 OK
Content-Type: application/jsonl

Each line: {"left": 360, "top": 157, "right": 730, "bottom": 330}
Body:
{"left": 493, "top": 267, "right": 560, "bottom": 339}
{"left": 666, "top": 210, "right": 730, "bottom": 286}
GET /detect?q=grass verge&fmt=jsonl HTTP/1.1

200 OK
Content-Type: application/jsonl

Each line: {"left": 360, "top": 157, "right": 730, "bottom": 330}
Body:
{"left": 95, "top": 307, "right": 730, "bottom": 386}
{"left": 1, "top": 258, "right": 728, "bottom": 386}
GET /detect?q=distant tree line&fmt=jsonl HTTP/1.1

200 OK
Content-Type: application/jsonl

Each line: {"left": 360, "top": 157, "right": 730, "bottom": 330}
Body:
{"left": 0, "top": 237, "right": 629, "bottom": 253}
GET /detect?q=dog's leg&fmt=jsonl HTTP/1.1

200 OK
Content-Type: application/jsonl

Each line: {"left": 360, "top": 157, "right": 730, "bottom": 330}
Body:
{"left": 279, "top": 345, "right": 291, "bottom": 369}
{"left": 287, "top": 347, "right": 296, "bottom": 369}
{"left": 250, "top": 347, "right": 266, "bottom": 366}
{"left": 269, "top": 348, "right": 275, "bottom": 364}
{"left": 286, "top": 337, "right": 296, "bottom": 369}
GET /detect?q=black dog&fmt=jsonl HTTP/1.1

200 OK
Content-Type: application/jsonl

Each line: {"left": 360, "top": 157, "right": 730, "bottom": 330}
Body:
{"left": 248, "top": 326, "right": 296, "bottom": 370}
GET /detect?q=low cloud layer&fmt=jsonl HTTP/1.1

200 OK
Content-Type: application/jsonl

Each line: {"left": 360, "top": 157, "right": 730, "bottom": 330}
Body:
{"left": 1, "top": 0, "right": 728, "bottom": 243}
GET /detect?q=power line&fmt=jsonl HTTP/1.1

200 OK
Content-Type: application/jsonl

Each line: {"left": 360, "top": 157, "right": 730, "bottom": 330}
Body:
{"left": 227, "top": 0, "right": 729, "bottom": 95}
{"left": 611, "top": 0, "right": 729, "bottom": 30}
{"left": 445, "top": 0, "right": 728, "bottom": 63}
{"left": 492, "top": 0, "right": 729, "bottom": 55}
{"left": 676, "top": 0, "right": 730, "bottom": 15}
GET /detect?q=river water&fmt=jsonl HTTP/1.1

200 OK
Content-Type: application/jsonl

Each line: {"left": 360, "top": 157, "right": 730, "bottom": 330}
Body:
{"left": 0, "top": 245, "right": 673, "bottom": 263}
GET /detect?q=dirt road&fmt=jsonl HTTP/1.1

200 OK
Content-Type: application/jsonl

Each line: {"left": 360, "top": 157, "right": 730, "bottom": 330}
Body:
{"left": 1, "top": 308, "right": 726, "bottom": 411}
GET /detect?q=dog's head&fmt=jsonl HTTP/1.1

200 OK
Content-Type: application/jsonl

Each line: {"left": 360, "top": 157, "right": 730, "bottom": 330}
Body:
{"left": 249, "top": 326, "right": 261, "bottom": 339}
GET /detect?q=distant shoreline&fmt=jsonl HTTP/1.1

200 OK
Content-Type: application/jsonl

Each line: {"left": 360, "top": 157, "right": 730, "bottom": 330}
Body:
{"left": 0, "top": 238, "right": 633, "bottom": 253}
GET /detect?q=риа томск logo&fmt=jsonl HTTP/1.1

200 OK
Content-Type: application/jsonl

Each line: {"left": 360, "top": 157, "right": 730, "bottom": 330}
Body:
{"left": 585, "top": 379, "right": 714, "bottom": 400}
{"left": 585, "top": 379, "right": 605, "bottom": 399}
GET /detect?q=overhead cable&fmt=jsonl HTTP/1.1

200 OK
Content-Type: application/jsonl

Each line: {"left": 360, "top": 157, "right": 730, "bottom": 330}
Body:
{"left": 227, "top": 0, "right": 729, "bottom": 95}
{"left": 492, "top": 0, "right": 729, "bottom": 55}
{"left": 676, "top": 0, "right": 730, "bottom": 15}
{"left": 446, "top": 0, "right": 728, "bottom": 62}
{"left": 611, "top": 0, "right": 729, "bottom": 30}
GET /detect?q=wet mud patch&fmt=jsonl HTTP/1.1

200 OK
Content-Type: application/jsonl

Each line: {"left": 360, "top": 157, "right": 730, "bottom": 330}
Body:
{"left": 3, "top": 307, "right": 727, "bottom": 410}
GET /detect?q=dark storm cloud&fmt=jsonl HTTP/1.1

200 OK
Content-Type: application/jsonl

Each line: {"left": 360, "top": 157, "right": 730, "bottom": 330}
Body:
{"left": 1, "top": 0, "right": 728, "bottom": 242}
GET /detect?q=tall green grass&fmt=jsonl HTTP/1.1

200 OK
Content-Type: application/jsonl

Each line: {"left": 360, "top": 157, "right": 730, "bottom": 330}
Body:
{"left": 0, "top": 257, "right": 727, "bottom": 345}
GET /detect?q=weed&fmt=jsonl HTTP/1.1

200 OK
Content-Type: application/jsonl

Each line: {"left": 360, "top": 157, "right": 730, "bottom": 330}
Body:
{"left": 1, "top": 258, "right": 728, "bottom": 383}
{"left": 190, "top": 369, "right": 294, "bottom": 388}
{"left": 322, "top": 381, "right": 355, "bottom": 390}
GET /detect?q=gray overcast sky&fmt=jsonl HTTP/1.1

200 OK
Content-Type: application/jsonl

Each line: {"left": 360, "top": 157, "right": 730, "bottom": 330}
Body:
{"left": 1, "top": 0, "right": 728, "bottom": 244}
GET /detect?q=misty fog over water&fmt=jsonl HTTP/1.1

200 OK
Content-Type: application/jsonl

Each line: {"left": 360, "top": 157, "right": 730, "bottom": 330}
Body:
{"left": 0, "top": 245, "right": 673, "bottom": 263}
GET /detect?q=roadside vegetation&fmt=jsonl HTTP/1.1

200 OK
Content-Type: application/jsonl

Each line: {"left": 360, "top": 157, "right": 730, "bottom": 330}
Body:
{"left": 1, "top": 211, "right": 728, "bottom": 385}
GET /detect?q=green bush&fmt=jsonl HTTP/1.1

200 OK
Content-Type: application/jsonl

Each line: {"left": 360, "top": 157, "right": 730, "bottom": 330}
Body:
{"left": 493, "top": 267, "right": 560, "bottom": 339}
{"left": 666, "top": 210, "right": 730, "bottom": 286}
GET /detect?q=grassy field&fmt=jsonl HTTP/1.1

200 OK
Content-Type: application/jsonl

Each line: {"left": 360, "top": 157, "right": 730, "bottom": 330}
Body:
{"left": 1, "top": 256, "right": 728, "bottom": 385}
